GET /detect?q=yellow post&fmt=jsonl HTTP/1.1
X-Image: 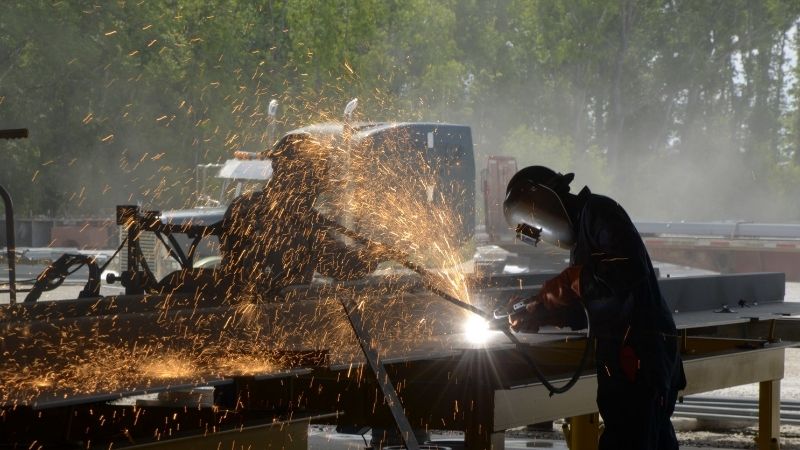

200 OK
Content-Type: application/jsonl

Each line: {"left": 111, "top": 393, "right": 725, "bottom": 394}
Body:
{"left": 757, "top": 379, "right": 780, "bottom": 450}
{"left": 566, "top": 413, "right": 600, "bottom": 450}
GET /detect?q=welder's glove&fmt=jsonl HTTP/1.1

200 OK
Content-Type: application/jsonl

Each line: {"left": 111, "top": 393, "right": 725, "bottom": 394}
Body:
{"left": 537, "top": 265, "right": 583, "bottom": 309}
{"left": 508, "top": 297, "right": 544, "bottom": 333}
{"left": 510, "top": 266, "right": 584, "bottom": 331}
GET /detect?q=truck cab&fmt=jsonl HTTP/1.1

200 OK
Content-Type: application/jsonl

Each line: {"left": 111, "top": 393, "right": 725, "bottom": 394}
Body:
{"left": 193, "top": 157, "right": 273, "bottom": 208}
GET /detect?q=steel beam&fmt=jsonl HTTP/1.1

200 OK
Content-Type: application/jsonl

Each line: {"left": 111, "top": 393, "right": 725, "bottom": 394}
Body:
{"left": 339, "top": 297, "right": 420, "bottom": 450}
{"left": 681, "top": 346, "right": 785, "bottom": 396}
{"left": 494, "top": 376, "right": 598, "bottom": 431}
{"left": 493, "top": 345, "right": 787, "bottom": 444}
{"left": 635, "top": 220, "right": 800, "bottom": 239}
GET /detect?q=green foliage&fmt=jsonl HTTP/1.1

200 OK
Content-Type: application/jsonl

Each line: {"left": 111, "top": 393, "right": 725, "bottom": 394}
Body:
{"left": 502, "top": 125, "right": 574, "bottom": 170}
{"left": 1, "top": 0, "right": 800, "bottom": 221}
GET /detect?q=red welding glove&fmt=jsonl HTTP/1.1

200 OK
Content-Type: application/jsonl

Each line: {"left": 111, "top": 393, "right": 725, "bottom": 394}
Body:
{"left": 537, "top": 265, "right": 582, "bottom": 309}
{"left": 507, "top": 295, "right": 543, "bottom": 333}
{"left": 507, "top": 266, "right": 583, "bottom": 333}
{"left": 524, "top": 265, "right": 583, "bottom": 328}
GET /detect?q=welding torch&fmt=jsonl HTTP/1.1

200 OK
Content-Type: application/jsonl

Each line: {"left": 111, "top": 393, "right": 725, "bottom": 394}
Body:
{"left": 314, "top": 211, "right": 575, "bottom": 330}
{"left": 316, "top": 212, "right": 555, "bottom": 329}
{"left": 315, "top": 212, "right": 592, "bottom": 395}
{"left": 492, "top": 296, "right": 532, "bottom": 319}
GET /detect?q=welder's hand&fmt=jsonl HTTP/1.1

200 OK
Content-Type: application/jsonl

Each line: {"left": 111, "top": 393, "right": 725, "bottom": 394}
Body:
{"left": 509, "top": 292, "right": 585, "bottom": 333}
{"left": 537, "top": 265, "right": 583, "bottom": 309}
{"left": 507, "top": 295, "right": 541, "bottom": 333}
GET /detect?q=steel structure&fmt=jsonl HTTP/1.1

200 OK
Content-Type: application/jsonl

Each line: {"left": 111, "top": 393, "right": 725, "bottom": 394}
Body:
{"left": 3, "top": 128, "right": 800, "bottom": 448}
{"left": 1, "top": 268, "right": 800, "bottom": 449}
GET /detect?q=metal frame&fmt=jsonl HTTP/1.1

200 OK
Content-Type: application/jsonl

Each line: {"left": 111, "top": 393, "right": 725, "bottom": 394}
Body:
{"left": 1, "top": 272, "right": 799, "bottom": 449}
{"left": 339, "top": 296, "right": 420, "bottom": 450}
{"left": 0, "top": 185, "right": 16, "bottom": 304}
{"left": 490, "top": 342, "right": 787, "bottom": 450}
{"left": 0, "top": 128, "right": 28, "bottom": 304}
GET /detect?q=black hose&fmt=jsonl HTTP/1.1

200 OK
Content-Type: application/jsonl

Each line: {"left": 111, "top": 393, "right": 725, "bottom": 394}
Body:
{"left": 99, "top": 237, "right": 127, "bottom": 273}
{"left": 318, "top": 214, "right": 592, "bottom": 396}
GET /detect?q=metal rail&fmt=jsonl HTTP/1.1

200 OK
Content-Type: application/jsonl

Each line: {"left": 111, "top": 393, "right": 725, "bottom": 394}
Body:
{"left": 0, "top": 128, "right": 27, "bottom": 304}
{"left": 0, "top": 185, "right": 16, "bottom": 304}
{"left": 339, "top": 297, "right": 420, "bottom": 450}
{"left": 636, "top": 221, "right": 800, "bottom": 240}
{"left": 675, "top": 396, "right": 800, "bottom": 425}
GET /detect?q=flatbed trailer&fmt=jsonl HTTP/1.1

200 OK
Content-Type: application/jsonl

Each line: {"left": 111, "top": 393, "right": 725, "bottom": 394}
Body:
{"left": 481, "top": 155, "right": 800, "bottom": 281}
{"left": 637, "top": 221, "right": 800, "bottom": 281}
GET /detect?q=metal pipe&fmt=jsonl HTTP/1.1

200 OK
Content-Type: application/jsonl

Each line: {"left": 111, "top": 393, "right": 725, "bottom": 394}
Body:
{"left": 317, "top": 211, "right": 490, "bottom": 319}
{"left": 0, "top": 185, "right": 15, "bottom": 304}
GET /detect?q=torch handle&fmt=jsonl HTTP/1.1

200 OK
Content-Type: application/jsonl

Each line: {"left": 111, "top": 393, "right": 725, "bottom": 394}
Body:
{"left": 492, "top": 295, "right": 537, "bottom": 319}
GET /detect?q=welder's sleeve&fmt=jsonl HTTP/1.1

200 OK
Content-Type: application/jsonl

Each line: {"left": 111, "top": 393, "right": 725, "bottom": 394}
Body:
{"left": 529, "top": 266, "right": 587, "bottom": 329}
{"left": 577, "top": 202, "right": 650, "bottom": 301}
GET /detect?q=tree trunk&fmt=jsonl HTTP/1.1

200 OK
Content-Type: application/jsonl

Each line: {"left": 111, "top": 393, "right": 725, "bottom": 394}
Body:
{"left": 793, "top": 22, "right": 800, "bottom": 165}
{"left": 608, "top": 0, "right": 635, "bottom": 184}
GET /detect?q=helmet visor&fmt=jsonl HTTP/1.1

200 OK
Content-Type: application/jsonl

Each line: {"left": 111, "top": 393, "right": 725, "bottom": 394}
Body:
{"left": 503, "top": 183, "right": 576, "bottom": 249}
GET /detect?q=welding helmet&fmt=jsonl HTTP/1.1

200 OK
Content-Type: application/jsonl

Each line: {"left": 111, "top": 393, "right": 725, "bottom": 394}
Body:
{"left": 503, "top": 166, "right": 576, "bottom": 249}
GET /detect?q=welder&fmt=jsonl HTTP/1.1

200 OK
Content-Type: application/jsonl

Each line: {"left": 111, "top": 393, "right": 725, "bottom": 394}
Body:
{"left": 503, "top": 166, "right": 686, "bottom": 450}
{"left": 220, "top": 133, "right": 387, "bottom": 300}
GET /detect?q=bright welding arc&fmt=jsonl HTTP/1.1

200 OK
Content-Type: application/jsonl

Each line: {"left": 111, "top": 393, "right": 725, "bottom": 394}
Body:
{"left": 315, "top": 211, "right": 593, "bottom": 396}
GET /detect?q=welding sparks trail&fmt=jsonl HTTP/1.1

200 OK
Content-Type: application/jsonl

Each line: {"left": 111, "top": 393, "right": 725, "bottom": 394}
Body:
{"left": 0, "top": 285, "right": 469, "bottom": 405}
{"left": 328, "top": 127, "right": 474, "bottom": 301}
{"left": 0, "top": 119, "right": 480, "bottom": 408}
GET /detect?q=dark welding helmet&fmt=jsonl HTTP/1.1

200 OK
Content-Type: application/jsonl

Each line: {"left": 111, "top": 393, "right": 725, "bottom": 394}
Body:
{"left": 503, "top": 166, "right": 576, "bottom": 249}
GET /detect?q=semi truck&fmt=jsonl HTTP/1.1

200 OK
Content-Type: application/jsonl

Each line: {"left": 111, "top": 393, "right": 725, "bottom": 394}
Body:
{"left": 114, "top": 107, "right": 478, "bottom": 293}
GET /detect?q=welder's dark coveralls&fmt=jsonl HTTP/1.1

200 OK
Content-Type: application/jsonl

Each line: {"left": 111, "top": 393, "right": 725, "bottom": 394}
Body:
{"left": 571, "top": 187, "right": 686, "bottom": 450}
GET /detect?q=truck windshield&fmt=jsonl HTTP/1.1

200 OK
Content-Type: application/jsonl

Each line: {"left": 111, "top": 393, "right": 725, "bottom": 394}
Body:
{"left": 195, "top": 159, "right": 273, "bottom": 207}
